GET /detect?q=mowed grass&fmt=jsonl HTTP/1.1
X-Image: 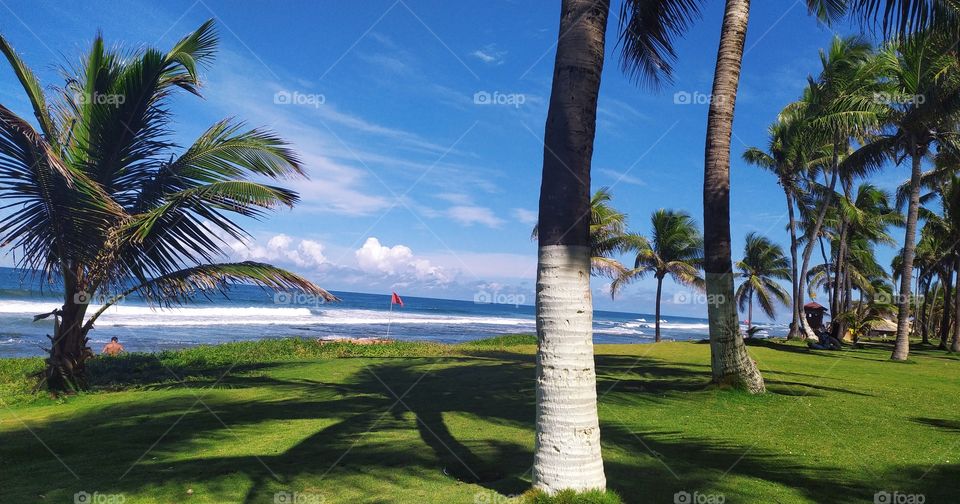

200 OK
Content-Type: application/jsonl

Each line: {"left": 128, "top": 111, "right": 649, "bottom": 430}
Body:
{"left": 1, "top": 336, "right": 958, "bottom": 503}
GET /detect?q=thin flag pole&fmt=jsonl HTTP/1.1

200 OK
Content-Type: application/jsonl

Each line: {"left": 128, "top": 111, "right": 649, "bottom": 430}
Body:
{"left": 386, "top": 299, "right": 393, "bottom": 338}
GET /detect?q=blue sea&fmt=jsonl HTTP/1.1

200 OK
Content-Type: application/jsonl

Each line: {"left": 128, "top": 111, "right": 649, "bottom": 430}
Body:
{"left": 0, "top": 267, "right": 786, "bottom": 357}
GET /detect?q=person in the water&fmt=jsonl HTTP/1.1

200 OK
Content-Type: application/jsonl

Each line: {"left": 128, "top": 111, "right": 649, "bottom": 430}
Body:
{"left": 101, "top": 337, "right": 124, "bottom": 356}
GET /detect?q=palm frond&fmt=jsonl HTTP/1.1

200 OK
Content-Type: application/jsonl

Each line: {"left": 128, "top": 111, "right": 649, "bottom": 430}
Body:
{"left": 0, "top": 105, "right": 118, "bottom": 273}
{"left": 133, "top": 120, "right": 304, "bottom": 212}
{"left": 844, "top": 0, "right": 960, "bottom": 36}
{"left": 83, "top": 261, "right": 337, "bottom": 330}
{"left": 610, "top": 267, "right": 648, "bottom": 299}
{"left": 616, "top": 0, "right": 706, "bottom": 89}
{"left": 0, "top": 35, "right": 58, "bottom": 141}
{"left": 162, "top": 19, "right": 218, "bottom": 96}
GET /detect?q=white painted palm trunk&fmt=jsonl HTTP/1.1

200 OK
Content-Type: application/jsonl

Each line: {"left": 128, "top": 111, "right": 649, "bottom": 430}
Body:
{"left": 533, "top": 244, "right": 606, "bottom": 494}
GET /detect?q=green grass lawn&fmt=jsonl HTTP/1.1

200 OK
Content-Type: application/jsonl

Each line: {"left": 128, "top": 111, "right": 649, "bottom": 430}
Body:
{"left": 1, "top": 336, "right": 958, "bottom": 503}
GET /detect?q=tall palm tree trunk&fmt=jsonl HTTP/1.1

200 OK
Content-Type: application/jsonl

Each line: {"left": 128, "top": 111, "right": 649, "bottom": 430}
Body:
{"left": 799, "top": 167, "right": 838, "bottom": 337}
{"left": 747, "top": 287, "right": 753, "bottom": 332}
{"left": 919, "top": 281, "right": 930, "bottom": 345}
{"left": 893, "top": 150, "right": 923, "bottom": 360}
{"left": 818, "top": 236, "right": 834, "bottom": 311}
{"left": 953, "top": 257, "right": 960, "bottom": 353}
{"left": 832, "top": 238, "right": 843, "bottom": 316}
{"left": 939, "top": 269, "right": 952, "bottom": 350}
{"left": 832, "top": 179, "right": 852, "bottom": 334}
{"left": 702, "top": 0, "right": 763, "bottom": 392}
{"left": 837, "top": 244, "right": 852, "bottom": 341}
{"left": 654, "top": 276, "right": 664, "bottom": 343}
{"left": 532, "top": 0, "right": 609, "bottom": 493}
{"left": 786, "top": 189, "right": 804, "bottom": 339}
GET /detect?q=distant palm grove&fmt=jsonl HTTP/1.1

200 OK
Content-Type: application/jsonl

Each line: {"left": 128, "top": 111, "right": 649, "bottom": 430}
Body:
{"left": 1, "top": 0, "right": 960, "bottom": 501}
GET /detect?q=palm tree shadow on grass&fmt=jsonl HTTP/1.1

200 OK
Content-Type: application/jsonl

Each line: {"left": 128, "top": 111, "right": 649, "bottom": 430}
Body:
{"left": 746, "top": 339, "right": 960, "bottom": 367}
{"left": 593, "top": 354, "right": 872, "bottom": 399}
{"left": 2, "top": 354, "right": 954, "bottom": 502}
{"left": 912, "top": 417, "right": 960, "bottom": 434}
{"left": 1, "top": 358, "right": 539, "bottom": 502}
{"left": 599, "top": 426, "right": 957, "bottom": 503}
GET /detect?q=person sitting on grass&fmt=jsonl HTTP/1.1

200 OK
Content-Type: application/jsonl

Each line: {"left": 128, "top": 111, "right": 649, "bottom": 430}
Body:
{"left": 101, "top": 337, "right": 124, "bottom": 356}
{"left": 808, "top": 323, "right": 842, "bottom": 350}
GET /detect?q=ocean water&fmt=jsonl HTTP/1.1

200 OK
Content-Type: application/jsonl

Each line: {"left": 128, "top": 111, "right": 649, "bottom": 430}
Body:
{"left": 0, "top": 267, "right": 786, "bottom": 357}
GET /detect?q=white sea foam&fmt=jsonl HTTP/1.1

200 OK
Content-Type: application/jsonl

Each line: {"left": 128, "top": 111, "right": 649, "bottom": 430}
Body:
{"left": 0, "top": 298, "right": 719, "bottom": 339}
{"left": 650, "top": 322, "right": 711, "bottom": 331}
{"left": 0, "top": 301, "right": 535, "bottom": 328}
{"left": 594, "top": 327, "right": 646, "bottom": 336}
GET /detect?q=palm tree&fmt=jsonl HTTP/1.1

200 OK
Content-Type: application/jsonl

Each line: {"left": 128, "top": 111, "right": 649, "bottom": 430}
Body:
{"left": 532, "top": 187, "right": 629, "bottom": 278}
{"left": 611, "top": 210, "right": 704, "bottom": 342}
{"left": 743, "top": 119, "right": 808, "bottom": 339}
{"left": 532, "top": 0, "right": 610, "bottom": 493}
{"left": 617, "top": 0, "right": 849, "bottom": 392}
{"left": 587, "top": 188, "right": 631, "bottom": 278}
{"left": 846, "top": 32, "right": 960, "bottom": 360}
{"left": 620, "top": 0, "right": 763, "bottom": 388}
{"left": 896, "top": 150, "right": 960, "bottom": 349}
{"left": 833, "top": 1, "right": 960, "bottom": 34}
{"left": 530, "top": 1, "right": 957, "bottom": 484}
{"left": 836, "top": 185, "right": 903, "bottom": 317}
{"left": 612, "top": 0, "right": 959, "bottom": 394}
{"left": 920, "top": 176, "right": 960, "bottom": 352}
{"left": 789, "top": 36, "right": 885, "bottom": 340}
{"left": 697, "top": 0, "right": 767, "bottom": 391}
{"left": 836, "top": 299, "right": 896, "bottom": 343}
{"left": 0, "top": 22, "right": 334, "bottom": 391}
{"left": 735, "top": 233, "right": 791, "bottom": 332}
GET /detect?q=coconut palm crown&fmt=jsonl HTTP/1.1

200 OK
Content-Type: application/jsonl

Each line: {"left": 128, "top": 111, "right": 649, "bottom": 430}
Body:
{"left": 735, "top": 233, "right": 791, "bottom": 330}
{"left": 612, "top": 209, "right": 704, "bottom": 342}
{"left": 0, "top": 20, "right": 334, "bottom": 390}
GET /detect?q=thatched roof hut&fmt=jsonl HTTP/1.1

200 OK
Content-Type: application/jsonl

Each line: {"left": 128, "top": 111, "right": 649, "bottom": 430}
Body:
{"left": 870, "top": 319, "right": 898, "bottom": 333}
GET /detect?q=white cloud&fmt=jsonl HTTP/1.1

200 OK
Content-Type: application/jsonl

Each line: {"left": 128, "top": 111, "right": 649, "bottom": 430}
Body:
{"left": 196, "top": 225, "right": 538, "bottom": 296}
{"left": 355, "top": 237, "right": 449, "bottom": 284}
{"left": 447, "top": 205, "right": 504, "bottom": 228}
{"left": 234, "top": 233, "right": 328, "bottom": 268}
{"left": 297, "top": 240, "right": 328, "bottom": 265}
{"left": 598, "top": 168, "right": 646, "bottom": 187}
{"left": 512, "top": 208, "right": 538, "bottom": 225}
{"left": 470, "top": 44, "right": 507, "bottom": 65}
{"left": 287, "top": 153, "right": 393, "bottom": 216}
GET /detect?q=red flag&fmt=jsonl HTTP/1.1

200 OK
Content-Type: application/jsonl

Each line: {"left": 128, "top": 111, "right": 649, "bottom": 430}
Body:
{"left": 391, "top": 292, "right": 404, "bottom": 307}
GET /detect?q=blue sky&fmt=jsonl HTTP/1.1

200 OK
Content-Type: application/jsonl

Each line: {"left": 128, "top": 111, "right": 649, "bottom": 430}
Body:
{"left": 0, "top": 0, "right": 909, "bottom": 320}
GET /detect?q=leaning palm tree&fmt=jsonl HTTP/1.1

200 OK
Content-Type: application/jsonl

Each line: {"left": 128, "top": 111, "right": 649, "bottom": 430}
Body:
{"left": 532, "top": 0, "right": 610, "bottom": 493}
{"left": 743, "top": 119, "right": 808, "bottom": 339}
{"left": 735, "top": 233, "right": 791, "bottom": 332}
{"left": 611, "top": 209, "right": 704, "bottom": 342}
{"left": 789, "top": 35, "right": 885, "bottom": 340}
{"left": 846, "top": 32, "right": 960, "bottom": 360}
{"left": 0, "top": 22, "right": 334, "bottom": 391}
